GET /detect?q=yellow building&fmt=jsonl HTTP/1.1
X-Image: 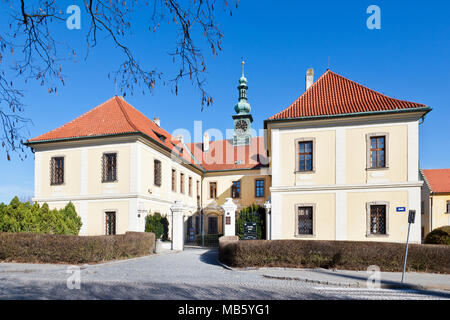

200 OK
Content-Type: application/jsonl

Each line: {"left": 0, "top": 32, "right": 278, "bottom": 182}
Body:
{"left": 26, "top": 66, "right": 431, "bottom": 245}
{"left": 25, "top": 65, "right": 270, "bottom": 240}
{"left": 264, "top": 69, "right": 431, "bottom": 244}
{"left": 421, "top": 169, "right": 450, "bottom": 239}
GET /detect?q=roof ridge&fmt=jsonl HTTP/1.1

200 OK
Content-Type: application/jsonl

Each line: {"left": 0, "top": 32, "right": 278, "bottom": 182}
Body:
{"left": 268, "top": 69, "right": 429, "bottom": 121}
{"left": 114, "top": 96, "right": 139, "bottom": 133}
{"left": 328, "top": 70, "right": 427, "bottom": 107}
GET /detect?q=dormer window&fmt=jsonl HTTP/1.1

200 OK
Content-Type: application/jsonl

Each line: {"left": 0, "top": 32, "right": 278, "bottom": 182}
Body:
{"left": 154, "top": 131, "right": 166, "bottom": 143}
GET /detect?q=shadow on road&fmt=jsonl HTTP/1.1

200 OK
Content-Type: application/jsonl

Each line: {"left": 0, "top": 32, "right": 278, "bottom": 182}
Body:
{"left": 0, "top": 279, "right": 329, "bottom": 300}
{"left": 199, "top": 249, "right": 220, "bottom": 267}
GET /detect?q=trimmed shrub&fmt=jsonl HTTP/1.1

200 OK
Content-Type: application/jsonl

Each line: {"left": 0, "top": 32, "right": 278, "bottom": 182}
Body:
{"left": 219, "top": 237, "right": 450, "bottom": 274}
{"left": 0, "top": 231, "right": 155, "bottom": 264}
{"left": 145, "top": 213, "right": 169, "bottom": 240}
{"left": 425, "top": 226, "right": 450, "bottom": 245}
{"left": 0, "top": 197, "right": 82, "bottom": 235}
{"left": 236, "top": 204, "right": 266, "bottom": 240}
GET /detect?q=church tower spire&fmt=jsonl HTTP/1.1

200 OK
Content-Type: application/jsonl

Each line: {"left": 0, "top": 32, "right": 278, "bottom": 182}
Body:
{"left": 233, "top": 60, "right": 253, "bottom": 146}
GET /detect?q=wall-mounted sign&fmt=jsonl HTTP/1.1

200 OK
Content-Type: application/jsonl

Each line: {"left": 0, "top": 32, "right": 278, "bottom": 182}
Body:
{"left": 396, "top": 207, "right": 406, "bottom": 212}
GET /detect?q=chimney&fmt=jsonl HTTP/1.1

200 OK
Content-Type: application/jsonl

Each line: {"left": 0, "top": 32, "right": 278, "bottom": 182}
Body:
{"left": 175, "top": 134, "right": 184, "bottom": 144}
{"left": 203, "top": 132, "right": 210, "bottom": 152}
{"left": 153, "top": 117, "right": 160, "bottom": 126}
{"left": 305, "top": 68, "right": 314, "bottom": 90}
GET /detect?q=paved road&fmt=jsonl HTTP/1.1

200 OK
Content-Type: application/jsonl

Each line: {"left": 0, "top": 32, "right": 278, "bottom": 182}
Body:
{"left": 0, "top": 248, "right": 448, "bottom": 300}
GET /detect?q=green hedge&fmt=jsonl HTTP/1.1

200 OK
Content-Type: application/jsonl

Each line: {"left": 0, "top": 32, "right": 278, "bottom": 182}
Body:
{"left": 0, "top": 231, "right": 155, "bottom": 264}
{"left": 219, "top": 238, "right": 450, "bottom": 274}
{"left": 145, "top": 212, "right": 169, "bottom": 240}
{"left": 236, "top": 204, "right": 266, "bottom": 240}
{"left": 0, "top": 197, "right": 82, "bottom": 235}
{"left": 424, "top": 226, "right": 450, "bottom": 245}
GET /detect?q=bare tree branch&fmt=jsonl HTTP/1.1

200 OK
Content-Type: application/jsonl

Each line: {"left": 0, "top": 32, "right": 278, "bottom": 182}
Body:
{"left": 0, "top": 0, "right": 238, "bottom": 160}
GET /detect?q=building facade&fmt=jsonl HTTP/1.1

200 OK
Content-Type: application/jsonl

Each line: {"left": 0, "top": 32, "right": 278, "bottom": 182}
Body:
{"left": 421, "top": 169, "right": 450, "bottom": 239}
{"left": 26, "top": 66, "right": 270, "bottom": 239}
{"left": 265, "top": 70, "right": 430, "bottom": 244}
{"left": 27, "top": 66, "right": 431, "bottom": 244}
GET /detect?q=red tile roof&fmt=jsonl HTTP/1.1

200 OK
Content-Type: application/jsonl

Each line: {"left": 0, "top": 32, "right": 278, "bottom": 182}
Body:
{"left": 268, "top": 70, "right": 429, "bottom": 120}
{"left": 26, "top": 96, "right": 268, "bottom": 172}
{"left": 27, "top": 96, "right": 200, "bottom": 168}
{"left": 188, "top": 136, "right": 268, "bottom": 171}
{"left": 422, "top": 169, "right": 450, "bottom": 193}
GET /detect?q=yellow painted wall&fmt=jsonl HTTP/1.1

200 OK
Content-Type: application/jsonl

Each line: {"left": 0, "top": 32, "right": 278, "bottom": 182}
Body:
{"left": 430, "top": 194, "right": 450, "bottom": 231}
{"left": 202, "top": 170, "right": 271, "bottom": 210}
{"left": 279, "top": 193, "right": 336, "bottom": 240}
{"left": 87, "top": 144, "right": 131, "bottom": 195}
{"left": 346, "top": 125, "right": 408, "bottom": 184}
{"left": 139, "top": 142, "right": 201, "bottom": 209}
{"left": 279, "top": 130, "right": 336, "bottom": 186}
{"left": 86, "top": 201, "right": 130, "bottom": 235}
{"left": 39, "top": 148, "right": 81, "bottom": 197}
{"left": 347, "top": 191, "right": 409, "bottom": 242}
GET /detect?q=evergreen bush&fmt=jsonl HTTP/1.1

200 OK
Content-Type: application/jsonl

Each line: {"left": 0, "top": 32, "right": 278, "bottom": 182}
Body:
{"left": 0, "top": 197, "right": 82, "bottom": 235}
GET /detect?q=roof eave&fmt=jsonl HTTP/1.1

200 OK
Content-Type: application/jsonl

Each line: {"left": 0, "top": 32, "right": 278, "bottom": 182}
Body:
{"left": 25, "top": 131, "right": 205, "bottom": 172}
{"left": 264, "top": 106, "right": 432, "bottom": 129}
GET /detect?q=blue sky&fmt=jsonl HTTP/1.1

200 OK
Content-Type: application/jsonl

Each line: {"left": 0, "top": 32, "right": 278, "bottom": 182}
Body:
{"left": 0, "top": 0, "right": 449, "bottom": 203}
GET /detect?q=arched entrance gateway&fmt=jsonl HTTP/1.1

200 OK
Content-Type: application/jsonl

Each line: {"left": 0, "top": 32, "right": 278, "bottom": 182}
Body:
{"left": 180, "top": 199, "right": 237, "bottom": 248}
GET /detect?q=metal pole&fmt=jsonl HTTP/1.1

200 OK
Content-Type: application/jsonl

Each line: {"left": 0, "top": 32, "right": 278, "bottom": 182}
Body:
{"left": 401, "top": 222, "right": 411, "bottom": 283}
{"left": 201, "top": 209, "right": 205, "bottom": 247}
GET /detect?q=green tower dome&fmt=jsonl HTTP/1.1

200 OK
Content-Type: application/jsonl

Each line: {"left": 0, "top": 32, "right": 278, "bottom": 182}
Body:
{"left": 234, "top": 61, "right": 251, "bottom": 115}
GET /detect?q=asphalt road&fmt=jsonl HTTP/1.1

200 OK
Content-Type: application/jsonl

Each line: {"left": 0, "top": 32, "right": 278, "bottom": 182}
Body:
{"left": 0, "top": 248, "right": 448, "bottom": 300}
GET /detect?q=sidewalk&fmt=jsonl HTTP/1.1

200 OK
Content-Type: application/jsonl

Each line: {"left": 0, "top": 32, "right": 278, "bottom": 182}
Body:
{"left": 249, "top": 268, "right": 450, "bottom": 291}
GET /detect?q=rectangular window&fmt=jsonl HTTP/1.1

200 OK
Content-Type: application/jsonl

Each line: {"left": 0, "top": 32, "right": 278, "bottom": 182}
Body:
{"left": 208, "top": 216, "right": 218, "bottom": 234}
{"left": 255, "top": 179, "right": 264, "bottom": 198}
{"left": 102, "top": 153, "right": 117, "bottom": 182}
{"left": 370, "top": 205, "right": 386, "bottom": 235}
{"left": 298, "top": 141, "right": 313, "bottom": 171}
{"left": 171, "top": 169, "right": 176, "bottom": 192}
{"left": 231, "top": 181, "right": 241, "bottom": 198}
{"left": 297, "top": 206, "right": 313, "bottom": 235}
{"left": 447, "top": 201, "right": 450, "bottom": 214}
{"left": 209, "top": 182, "right": 217, "bottom": 199}
{"left": 180, "top": 173, "right": 184, "bottom": 194}
{"left": 188, "top": 177, "right": 192, "bottom": 197}
{"left": 370, "top": 136, "right": 386, "bottom": 168}
{"left": 50, "top": 157, "right": 64, "bottom": 185}
{"left": 105, "top": 211, "right": 116, "bottom": 235}
{"left": 154, "top": 159, "right": 161, "bottom": 186}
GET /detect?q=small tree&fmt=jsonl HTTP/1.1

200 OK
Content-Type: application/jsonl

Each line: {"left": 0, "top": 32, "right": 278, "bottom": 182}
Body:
{"left": 424, "top": 226, "right": 450, "bottom": 245}
{"left": 236, "top": 204, "right": 266, "bottom": 240}
{"left": 145, "top": 212, "right": 169, "bottom": 240}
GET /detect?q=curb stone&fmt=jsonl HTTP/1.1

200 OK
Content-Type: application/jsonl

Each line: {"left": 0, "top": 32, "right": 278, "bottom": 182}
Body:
{"left": 261, "top": 274, "right": 435, "bottom": 291}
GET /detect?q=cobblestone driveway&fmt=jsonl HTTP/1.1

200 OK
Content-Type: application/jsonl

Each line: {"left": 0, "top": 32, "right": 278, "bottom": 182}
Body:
{"left": 0, "top": 248, "right": 448, "bottom": 300}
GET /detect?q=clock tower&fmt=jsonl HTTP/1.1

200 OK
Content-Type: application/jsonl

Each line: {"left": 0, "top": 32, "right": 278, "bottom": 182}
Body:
{"left": 233, "top": 61, "right": 253, "bottom": 146}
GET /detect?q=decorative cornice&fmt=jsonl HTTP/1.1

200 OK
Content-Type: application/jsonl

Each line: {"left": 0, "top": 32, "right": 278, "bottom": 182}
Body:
{"left": 270, "top": 181, "right": 423, "bottom": 193}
